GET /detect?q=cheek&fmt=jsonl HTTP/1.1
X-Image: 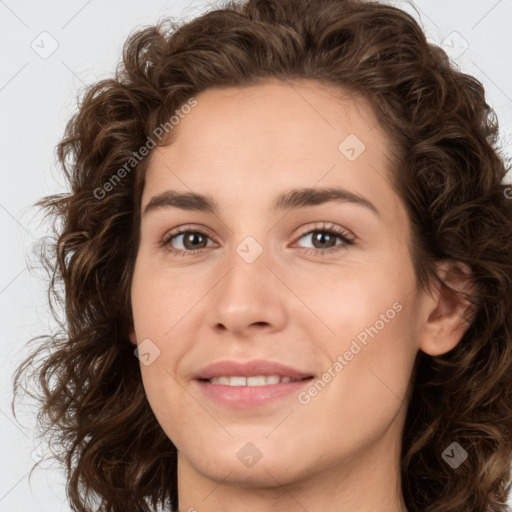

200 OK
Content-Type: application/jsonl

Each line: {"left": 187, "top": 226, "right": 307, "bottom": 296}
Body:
{"left": 130, "top": 257, "right": 205, "bottom": 340}
{"left": 299, "top": 264, "right": 412, "bottom": 349}
{"left": 139, "top": 370, "right": 203, "bottom": 454}
{"left": 320, "top": 296, "right": 415, "bottom": 402}
{"left": 130, "top": 256, "right": 223, "bottom": 402}
{"left": 294, "top": 297, "right": 417, "bottom": 461}
{"left": 299, "top": 255, "right": 418, "bottom": 409}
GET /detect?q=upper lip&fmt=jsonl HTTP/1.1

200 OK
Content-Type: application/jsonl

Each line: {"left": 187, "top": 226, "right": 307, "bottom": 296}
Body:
{"left": 194, "top": 359, "right": 314, "bottom": 380}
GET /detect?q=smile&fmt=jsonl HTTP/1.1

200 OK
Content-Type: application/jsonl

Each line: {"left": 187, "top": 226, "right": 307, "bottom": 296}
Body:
{"left": 207, "top": 375, "right": 305, "bottom": 386}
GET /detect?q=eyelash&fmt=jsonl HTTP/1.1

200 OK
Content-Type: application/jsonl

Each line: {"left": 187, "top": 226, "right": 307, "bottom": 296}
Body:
{"left": 160, "top": 222, "right": 355, "bottom": 257}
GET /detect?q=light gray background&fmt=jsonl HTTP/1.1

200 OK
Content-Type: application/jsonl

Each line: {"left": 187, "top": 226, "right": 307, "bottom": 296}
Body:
{"left": 1, "top": 1, "right": 511, "bottom": 511}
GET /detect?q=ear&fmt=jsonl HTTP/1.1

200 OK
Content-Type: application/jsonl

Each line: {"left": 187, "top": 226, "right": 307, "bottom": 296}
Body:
{"left": 128, "top": 327, "right": 137, "bottom": 346}
{"left": 417, "top": 260, "right": 477, "bottom": 356}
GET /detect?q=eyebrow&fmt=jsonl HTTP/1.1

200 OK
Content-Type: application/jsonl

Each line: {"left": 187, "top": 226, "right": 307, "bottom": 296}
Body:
{"left": 143, "top": 187, "right": 380, "bottom": 218}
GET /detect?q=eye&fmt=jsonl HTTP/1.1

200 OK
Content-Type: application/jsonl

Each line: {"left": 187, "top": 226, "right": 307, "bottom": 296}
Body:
{"left": 160, "top": 227, "right": 216, "bottom": 256}
{"left": 160, "top": 222, "right": 355, "bottom": 257}
{"left": 293, "top": 222, "right": 355, "bottom": 256}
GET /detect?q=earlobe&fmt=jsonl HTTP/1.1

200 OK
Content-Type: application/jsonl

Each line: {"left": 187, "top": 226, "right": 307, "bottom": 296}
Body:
{"left": 417, "top": 260, "right": 476, "bottom": 357}
{"left": 129, "top": 328, "right": 137, "bottom": 346}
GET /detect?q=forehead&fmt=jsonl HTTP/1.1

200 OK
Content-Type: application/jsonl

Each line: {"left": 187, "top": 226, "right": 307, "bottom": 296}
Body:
{"left": 158, "top": 80, "right": 389, "bottom": 162}
{"left": 142, "top": 80, "right": 402, "bottom": 225}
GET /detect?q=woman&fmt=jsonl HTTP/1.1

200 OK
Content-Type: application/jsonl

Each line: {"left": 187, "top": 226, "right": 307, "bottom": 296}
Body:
{"left": 12, "top": 0, "right": 512, "bottom": 511}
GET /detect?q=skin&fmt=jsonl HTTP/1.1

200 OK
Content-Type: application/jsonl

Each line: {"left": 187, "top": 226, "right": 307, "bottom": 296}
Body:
{"left": 129, "top": 79, "right": 474, "bottom": 512}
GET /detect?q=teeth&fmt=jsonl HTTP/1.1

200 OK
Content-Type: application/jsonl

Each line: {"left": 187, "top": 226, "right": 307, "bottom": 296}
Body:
{"left": 247, "top": 376, "right": 266, "bottom": 386}
{"left": 229, "top": 376, "right": 246, "bottom": 387}
{"left": 208, "top": 375, "right": 299, "bottom": 386}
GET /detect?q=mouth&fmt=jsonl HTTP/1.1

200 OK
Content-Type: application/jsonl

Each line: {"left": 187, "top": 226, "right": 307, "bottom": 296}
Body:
{"left": 194, "top": 359, "right": 315, "bottom": 407}
{"left": 200, "top": 375, "right": 313, "bottom": 386}
{"left": 194, "top": 359, "right": 314, "bottom": 382}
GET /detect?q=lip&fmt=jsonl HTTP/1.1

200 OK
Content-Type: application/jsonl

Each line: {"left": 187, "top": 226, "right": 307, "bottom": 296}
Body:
{"left": 194, "top": 359, "right": 313, "bottom": 380}
{"left": 194, "top": 359, "right": 314, "bottom": 408}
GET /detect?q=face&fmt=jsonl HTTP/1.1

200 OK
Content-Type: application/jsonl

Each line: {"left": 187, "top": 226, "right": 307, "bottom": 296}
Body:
{"left": 129, "top": 80, "right": 422, "bottom": 488}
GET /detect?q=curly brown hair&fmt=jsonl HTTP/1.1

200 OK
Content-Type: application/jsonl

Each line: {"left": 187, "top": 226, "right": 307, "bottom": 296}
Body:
{"left": 12, "top": 0, "right": 512, "bottom": 511}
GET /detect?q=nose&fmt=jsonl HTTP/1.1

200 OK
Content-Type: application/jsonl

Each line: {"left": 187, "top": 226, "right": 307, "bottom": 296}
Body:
{"left": 206, "top": 247, "right": 288, "bottom": 338}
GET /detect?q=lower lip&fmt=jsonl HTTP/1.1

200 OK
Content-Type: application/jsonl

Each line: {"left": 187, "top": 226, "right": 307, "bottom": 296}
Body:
{"left": 195, "top": 378, "right": 313, "bottom": 408}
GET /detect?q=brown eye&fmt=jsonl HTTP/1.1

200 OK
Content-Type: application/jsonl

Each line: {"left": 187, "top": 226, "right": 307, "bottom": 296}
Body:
{"left": 162, "top": 228, "right": 214, "bottom": 254}
{"left": 178, "top": 232, "right": 208, "bottom": 250}
{"left": 295, "top": 227, "right": 354, "bottom": 255}
{"left": 308, "top": 231, "right": 338, "bottom": 249}
{"left": 296, "top": 223, "right": 356, "bottom": 256}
